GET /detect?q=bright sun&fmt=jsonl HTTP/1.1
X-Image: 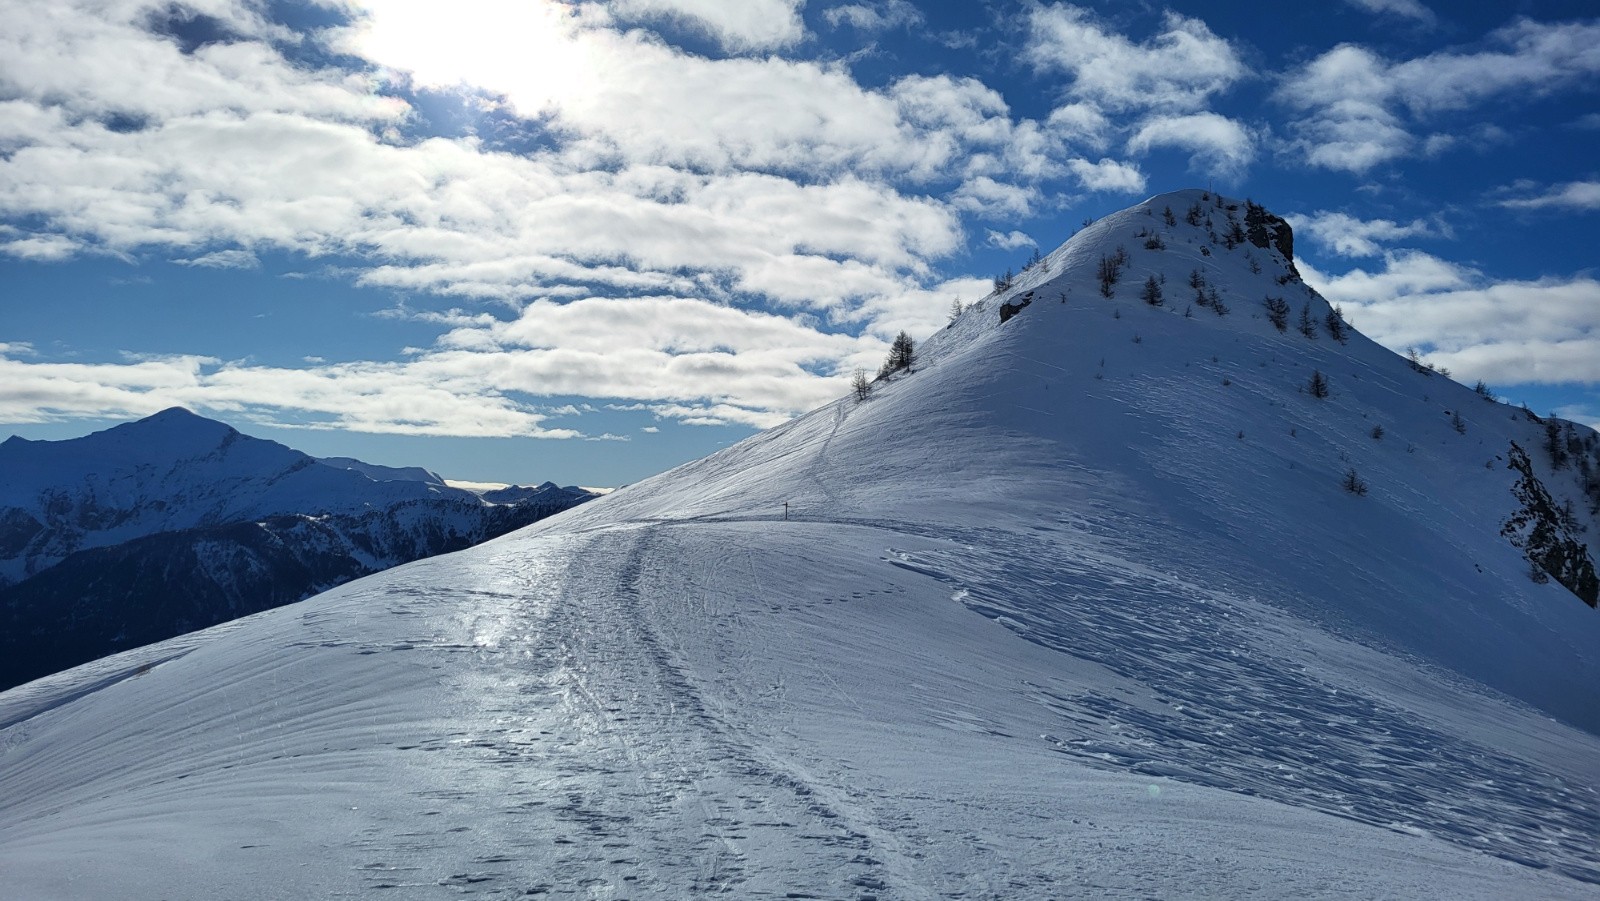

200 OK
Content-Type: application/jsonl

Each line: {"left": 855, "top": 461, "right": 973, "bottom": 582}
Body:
{"left": 343, "top": 0, "right": 595, "bottom": 115}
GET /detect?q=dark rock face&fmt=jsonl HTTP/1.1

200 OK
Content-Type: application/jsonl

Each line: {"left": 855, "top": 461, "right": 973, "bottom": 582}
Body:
{"left": 1503, "top": 441, "right": 1600, "bottom": 607}
{"left": 1244, "top": 200, "right": 1298, "bottom": 277}
{"left": 1000, "top": 291, "right": 1034, "bottom": 323}
{"left": 0, "top": 508, "right": 43, "bottom": 559}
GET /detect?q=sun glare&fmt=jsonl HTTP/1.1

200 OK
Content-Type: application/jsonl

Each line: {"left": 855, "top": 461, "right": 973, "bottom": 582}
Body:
{"left": 344, "top": 0, "right": 594, "bottom": 115}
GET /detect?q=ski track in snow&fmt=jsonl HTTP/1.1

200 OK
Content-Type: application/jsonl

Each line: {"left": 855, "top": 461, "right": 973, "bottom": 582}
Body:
{"left": 306, "top": 526, "right": 887, "bottom": 899}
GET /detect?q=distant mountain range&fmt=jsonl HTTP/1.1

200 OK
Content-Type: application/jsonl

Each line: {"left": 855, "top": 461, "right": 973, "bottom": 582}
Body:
{"left": 0, "top": 408, "right": 596, "bottom": 690}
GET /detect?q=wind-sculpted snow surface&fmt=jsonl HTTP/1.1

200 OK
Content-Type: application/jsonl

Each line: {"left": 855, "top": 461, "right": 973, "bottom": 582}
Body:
{"left": 888, "top": 535, "right": 1600, "bottom": 884}
{"left": 4, "top": 190, "right": 1599, "bottom": 898}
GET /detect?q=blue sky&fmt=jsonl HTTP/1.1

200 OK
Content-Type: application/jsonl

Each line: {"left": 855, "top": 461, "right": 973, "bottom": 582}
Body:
{"left": 2, "top": 0, "right": 1598, "bottom": 487}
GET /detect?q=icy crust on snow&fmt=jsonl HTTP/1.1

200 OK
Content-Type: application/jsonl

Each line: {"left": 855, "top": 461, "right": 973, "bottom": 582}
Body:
{"left": 4, "top": 191, "right": 1600, "bottom": 897}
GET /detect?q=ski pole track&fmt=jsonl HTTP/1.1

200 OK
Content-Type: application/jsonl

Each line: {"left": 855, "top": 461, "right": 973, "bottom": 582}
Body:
{"left": 890, "top": 537, "right": 1600, "bottom": 887}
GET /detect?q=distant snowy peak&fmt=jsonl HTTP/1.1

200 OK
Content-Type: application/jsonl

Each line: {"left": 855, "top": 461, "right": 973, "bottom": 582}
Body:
{"left": 480, "top": 481, "right": 590, "bottom": 505}
{"left": 0, "top": 409, "right": 598, "bottom": 586}
{"left": 316, "top": 456, "right": 446, "bottom": 486}
{"left": 0, "top": 410, "right": 602, "bottom": 689}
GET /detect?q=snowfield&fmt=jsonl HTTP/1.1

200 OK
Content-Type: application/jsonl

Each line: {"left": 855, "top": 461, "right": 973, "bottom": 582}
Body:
{"left": 3, "top": 190, "right": 1598, "bottom": 899}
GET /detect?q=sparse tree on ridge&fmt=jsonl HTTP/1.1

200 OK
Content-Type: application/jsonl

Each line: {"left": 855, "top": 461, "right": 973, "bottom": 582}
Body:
{"left": 948, "top": 298, "right": 965, "bottom": 323}
{"left": 1324, "top": 306, "right": 1349, "bottom": 343}
{"left": 852, "top": 369, "right": 871, "bottom": 402}
{"left": 1224, "top": 219, "right": 1247, "bottom": 249}
{"left": 1406, "top": 347, "right": 1431, "bottom": 374}
{"left": 1097, "top": 253, "right": 1121, "bottom": 298}
{"left": 892, "top": 331, "right": 915, "bottom": 370}
{"left": 1298, "top": 304, "right": 1318, "bottom": 339}
{"left": 1308, "top": 369, "right": 1330, "bottom": 399}
{"left": 1264, "top": 296, "right": 1289, "bottom": 332}
{"left": 1141, "top": 275, "right": 1164, "bottom": 306}
{"left": 877, "top": 331, "right": 916, "bottom": 380}
{"left": 1545, "top": 420, "right": 1568, "bottom": 469}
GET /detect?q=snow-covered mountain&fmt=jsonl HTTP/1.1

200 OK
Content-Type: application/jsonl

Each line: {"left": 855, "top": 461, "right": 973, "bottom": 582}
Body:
{"left": 3, "top": 191, "right": 1599, "bottom": 899}
{"left": 0, "top": 409, "right": 597, "bottom": 689}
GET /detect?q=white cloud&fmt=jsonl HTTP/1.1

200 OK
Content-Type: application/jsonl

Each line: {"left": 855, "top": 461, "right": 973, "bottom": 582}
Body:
{"left": 1, "top": 233, "right": 80, "bottom": 261}
{"left": 1291, "top": 211, "right": 1444, "bottom": 257}
{"left": 0, "top": 348, "right": 570, "bottom": 437}
{"left": 1342, "top": 0, "right": 1435, "bottom": 24}
{"left": 844, "top": 275, "right": 994, "bottom": 345}
{"left": 1024, "top": 6, "right": 1247, "bottom": 112}
{"left": 951, "top": 176, "right": 1036, "bottom": 217}
{"left": 1302, "top": 252, "right": 1600, "bottom": 386}
{"left": 0, "top": 0, "right": 1105, "bottom": 321}
{"left": 1127, "top": 112, "right": 1254, "bottom": 177}
{"left": 1498, "top": 181, "right": 1600, "bottom": 212}
{"left": 427, "top": 294, "right": 893, "bottom": 422}
{"left": 0, "top": 103, "right": 961, "bottom": 302}
{"left": 336, "top": 4, "right": 969, "bottom": 180}
{"left": 1275, "top": 45, "right": 1412, "bottom": 172}
{"left": 175, "top": 249, "right": 260, "bottom": 269}
{"left": 609, "top": 0, "right": 807, "bottom": 51}
{"left": 0, "top": 290, "right": 888, "bottom": 435}
{"left": 1066, "top": 158, "right": 1146, "bottom": 193}
{"left": 1390, "top": 20, "right": 1600, "bottom": 113}
{"left": 823, "top": 1, "right": 921, "bottom": 32}
{"left": 1279, "top": 21, "right": 1600, "bottom": 172}
{"left": 1045, "top": 102, "right": 1111, "bottom": 150}
{"left": 0, "top": 2, "right": 405, "bottom": 125}
{"left": 986, "top": 230, "right": 1034, "bottom": 251}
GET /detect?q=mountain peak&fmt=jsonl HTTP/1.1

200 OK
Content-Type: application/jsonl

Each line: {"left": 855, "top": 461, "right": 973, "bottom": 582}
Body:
{"left": 927, "top": 187, "right": 1322, "bottom": 383}
{"left": 108, "top": 406, "right": 238, "bottom": 445}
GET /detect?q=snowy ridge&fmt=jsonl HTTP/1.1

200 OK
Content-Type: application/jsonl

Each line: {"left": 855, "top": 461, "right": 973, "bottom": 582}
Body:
{"left": 2, "top": 191, "right": 1598, "bottom": 898}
